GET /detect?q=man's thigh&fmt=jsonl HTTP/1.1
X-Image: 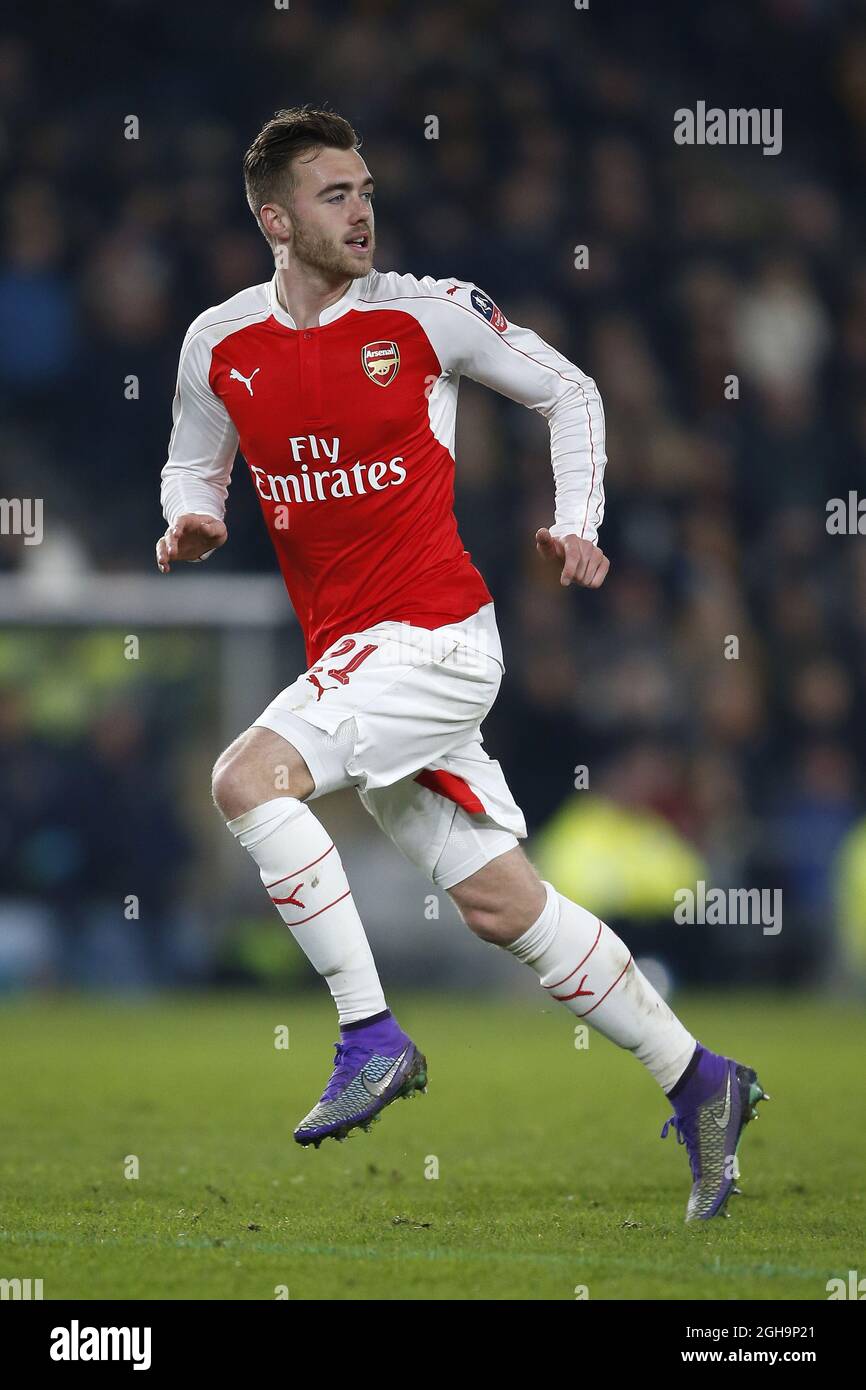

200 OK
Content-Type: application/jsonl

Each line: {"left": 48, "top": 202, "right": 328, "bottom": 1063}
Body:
{"left": 357, "top": 732, "right": 528, "bottom": 889}
{"left": 251, "top": 621, "right": 504, "bottom": 800}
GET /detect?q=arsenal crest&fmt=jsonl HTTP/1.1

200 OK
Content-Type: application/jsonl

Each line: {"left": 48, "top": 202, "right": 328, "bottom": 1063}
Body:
{"left": 361, "top": 340, "right": 400, "bottom": 386}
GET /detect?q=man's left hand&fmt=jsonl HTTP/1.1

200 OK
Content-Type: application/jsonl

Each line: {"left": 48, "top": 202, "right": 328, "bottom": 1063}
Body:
{"left": 535, "top": 528, "right": 610, "bottom": 588}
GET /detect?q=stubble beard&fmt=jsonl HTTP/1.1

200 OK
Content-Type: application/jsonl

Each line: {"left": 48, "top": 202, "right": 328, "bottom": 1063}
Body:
{"left": 290, "top": 217, "right": 375, "bottom": 281}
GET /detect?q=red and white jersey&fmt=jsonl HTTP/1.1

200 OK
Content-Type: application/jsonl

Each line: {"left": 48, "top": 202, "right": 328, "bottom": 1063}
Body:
{"left": 161, "top": 270, "right": 606, "bottom": 667}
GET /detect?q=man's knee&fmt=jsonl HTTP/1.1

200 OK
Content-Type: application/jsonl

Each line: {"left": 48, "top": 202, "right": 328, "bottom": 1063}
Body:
{"left": 447, "top": 848, "right": 547, "bottom": 945}
{"left": 457, "top": 898, "right": 506, "bottom": 943}
{"left": 211, "top": 727, "right": 314, "bottom": 820}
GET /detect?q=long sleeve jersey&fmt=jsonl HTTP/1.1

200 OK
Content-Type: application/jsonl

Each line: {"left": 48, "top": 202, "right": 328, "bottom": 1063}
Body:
{"left": 161, "top": 269, "right": 606, "bottom": 666}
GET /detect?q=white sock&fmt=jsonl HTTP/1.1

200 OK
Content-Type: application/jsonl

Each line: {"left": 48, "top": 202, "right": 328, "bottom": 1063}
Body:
{"left": 226, "top": 797, "right": 387, "bottom": 1026}
{"left": 508, "top": 880, "right": 695, "bottom": 1091}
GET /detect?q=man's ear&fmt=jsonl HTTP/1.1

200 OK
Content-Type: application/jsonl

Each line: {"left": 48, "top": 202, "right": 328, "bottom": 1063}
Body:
{"left": 260, "top": 202, "right": 293, "bottom": 243}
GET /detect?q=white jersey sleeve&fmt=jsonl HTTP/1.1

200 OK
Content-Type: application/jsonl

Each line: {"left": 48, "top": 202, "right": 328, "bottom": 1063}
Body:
{"left": 160, "top": 320, "right": 240, "bottom": 529}
{"left": 416, "top": 279, "right": 607, "bottom": 545}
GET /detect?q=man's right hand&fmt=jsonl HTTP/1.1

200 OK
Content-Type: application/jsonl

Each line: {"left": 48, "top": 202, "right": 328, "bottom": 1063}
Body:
{"left": 156, "top": 514, "right": 228, "bottom": 572}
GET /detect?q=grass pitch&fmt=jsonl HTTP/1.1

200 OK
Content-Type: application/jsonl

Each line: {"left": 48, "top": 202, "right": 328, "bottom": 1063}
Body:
{"left": 0, "top": 991, "right": 862, "bottom": 1300}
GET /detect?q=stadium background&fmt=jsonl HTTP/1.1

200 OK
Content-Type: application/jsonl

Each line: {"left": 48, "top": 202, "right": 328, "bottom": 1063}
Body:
{"left": 2, "top": 0, "right": 866, "bottom": 999}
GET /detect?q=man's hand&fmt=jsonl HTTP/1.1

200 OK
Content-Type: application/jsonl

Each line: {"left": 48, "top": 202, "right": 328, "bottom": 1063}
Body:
{"left": 156, "top": 514, "right": 228, "bottom": 573}
{"left": 535, "top": 528, "right": 610, "bottom": 588}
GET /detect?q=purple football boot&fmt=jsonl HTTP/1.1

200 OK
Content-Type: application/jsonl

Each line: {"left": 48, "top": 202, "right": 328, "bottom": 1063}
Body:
{"left": 293, "top": 1010, "right": 427, "bottom": 1148}
{"left": 660, "top": 1044, "right": 770, "bottom": 1221}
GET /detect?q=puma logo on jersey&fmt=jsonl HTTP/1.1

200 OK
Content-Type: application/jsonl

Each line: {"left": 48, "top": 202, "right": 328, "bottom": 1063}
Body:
{"left": 229, "top": 367, "right": 260, "bottom": 396}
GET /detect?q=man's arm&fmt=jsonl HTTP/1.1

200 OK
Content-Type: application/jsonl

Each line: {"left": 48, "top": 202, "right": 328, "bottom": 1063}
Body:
{"left": 437, "top": 281, "right": 609, "bottom": 588}
{"left": 156, "top": 326, "right": 239, "bottom": 571}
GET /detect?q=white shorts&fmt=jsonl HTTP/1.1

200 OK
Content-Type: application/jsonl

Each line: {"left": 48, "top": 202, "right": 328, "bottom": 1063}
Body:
{"left": 253, "top": 602, "right": 527, "bottom": 889}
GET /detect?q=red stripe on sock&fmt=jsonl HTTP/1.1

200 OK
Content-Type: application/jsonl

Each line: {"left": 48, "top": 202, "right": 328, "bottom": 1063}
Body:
{"left": 573, "top": 955, "right": 633, "bottom": 1018}
{"left": 414, "top": 767, "right": 486, "bottom": 815}
{"left": 544, "top": 919, "right": 603, "bottom": 990}
{"left": 272, "top": 888, "right": 352, "bottom": 925}
{"left": 264, "top": 842, "right": 335, "bottom": 890}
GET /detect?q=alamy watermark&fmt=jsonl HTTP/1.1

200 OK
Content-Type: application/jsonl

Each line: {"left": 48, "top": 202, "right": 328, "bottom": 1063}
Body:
{"left": 674, "top": 881, "right": 782, "bottom": 936}
{"left": 827, "top": 1270, "right": 866, "bottom": 1299}
{"left": 0, "top": 497, "right": 43, "bottom": 545}
{"left": 827, "top": 492, "right": 866, "bottom": 534}
{"left": 50, "top": 1321, "right": 151, "bottom": 1370}
{"left": 674, "top": 102, "right": 782, "bottom": 157}
{"left": 311, "top": 620, "right": 496, "bottom": 678}
{"left": 1, "top": 1276, "right": 43, "bottom": 1299}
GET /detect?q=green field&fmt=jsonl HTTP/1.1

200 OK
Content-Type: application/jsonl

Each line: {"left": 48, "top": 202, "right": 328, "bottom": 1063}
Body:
{"left": 0, "top": 992, "right": 862, "bottom": 1300}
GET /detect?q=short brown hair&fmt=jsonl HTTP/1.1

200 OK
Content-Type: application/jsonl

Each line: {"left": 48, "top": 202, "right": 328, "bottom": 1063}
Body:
{"left": 243, "top": 106, "right": 361, "bottom": 242}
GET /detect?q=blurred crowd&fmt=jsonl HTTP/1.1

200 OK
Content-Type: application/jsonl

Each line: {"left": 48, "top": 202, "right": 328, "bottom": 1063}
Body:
{"left": 2, "top": 0, "right": 866, "bottom": 984}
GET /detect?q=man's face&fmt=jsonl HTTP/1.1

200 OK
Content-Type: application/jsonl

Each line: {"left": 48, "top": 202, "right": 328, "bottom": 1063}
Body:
{"left": 281, "top": 146, "right": 376, "bottom": 279}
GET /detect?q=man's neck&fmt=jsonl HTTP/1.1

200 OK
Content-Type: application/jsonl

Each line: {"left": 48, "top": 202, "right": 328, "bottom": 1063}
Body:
{"left": 274, "top": 266, "right": 354, "bottom": 330}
